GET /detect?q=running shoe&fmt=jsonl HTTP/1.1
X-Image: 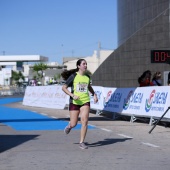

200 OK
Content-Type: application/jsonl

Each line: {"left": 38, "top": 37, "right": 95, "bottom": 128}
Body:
{"left": 64, "top": 124, "right": 71, "bottom": 134}
{"left": 79, "top": 142, "right": 88, "bottom": 149}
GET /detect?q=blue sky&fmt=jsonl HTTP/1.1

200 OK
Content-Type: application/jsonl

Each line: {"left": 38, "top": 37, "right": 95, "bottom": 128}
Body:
{"left": 0, "top": 0, "right": 117, "bottom": 64}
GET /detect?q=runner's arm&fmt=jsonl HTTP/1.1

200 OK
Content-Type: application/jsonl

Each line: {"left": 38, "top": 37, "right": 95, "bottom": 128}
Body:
{"left": 88, "top": 85, "right": 98, "bottom": 103}
{"left": 62, "top": 84, "right": 74, "bottom": 98}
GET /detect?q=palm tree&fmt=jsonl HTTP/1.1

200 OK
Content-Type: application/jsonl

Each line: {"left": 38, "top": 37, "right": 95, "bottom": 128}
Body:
{"left": 32, "top": 62, "right": 48, "bottom": 85}
{"left": 32, "top": 63, "right": 47, "bottom": 78}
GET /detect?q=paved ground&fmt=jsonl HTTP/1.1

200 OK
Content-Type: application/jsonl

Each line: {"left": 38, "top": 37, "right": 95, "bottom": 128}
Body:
{"left": 1, "top": 96, "right": 170, "bottom": 170}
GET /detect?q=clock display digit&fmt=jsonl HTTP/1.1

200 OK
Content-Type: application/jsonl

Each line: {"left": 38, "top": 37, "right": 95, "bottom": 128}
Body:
{"left": 154, "top": 52, "right": 159, "bottom": 61}
{"left": 151, "top": 50, "right": 170, "bottom": 63}
{"left": 161, "top": 52, "right": 166, "bottom": 62}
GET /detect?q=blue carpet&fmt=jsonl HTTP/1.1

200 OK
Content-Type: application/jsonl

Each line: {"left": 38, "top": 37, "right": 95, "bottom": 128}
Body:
{"left": 0, "top": 98, "right": 23, "bottom": 105}
{"left": 0, "top": 98, "right": 95, "bottom": 131}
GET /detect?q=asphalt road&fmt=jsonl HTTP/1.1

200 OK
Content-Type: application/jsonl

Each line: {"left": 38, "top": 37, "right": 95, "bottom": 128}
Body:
{"left": 0, "top": 97, "right": 170, "bottom": 170}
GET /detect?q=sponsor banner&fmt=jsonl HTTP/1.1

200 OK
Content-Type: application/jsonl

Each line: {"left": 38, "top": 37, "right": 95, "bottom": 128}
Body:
{"left": 122, "top": 87, "right": 151, "bottom": 116}
{"left": 23, "top": 85, "right": 170, "bottom": 119}
{"left": 90, "top": 86, "right": 104, "bottom": 110}
{"left": 102, "top": 87, "right": 136, "bottom": 113}
{"left": 23, "top": 86, "right": 67, "bottom": 109}
{"left": 102, "top": 86, "right": 170, "bottom": 118}
{"left": 102, "top": 87, "right": 117, "bottom": 112}
{"left": 65, "top": 87, "right": 71, "bottom": 105}
{"left": 141, "top": 86, "right": 170, "bottom": 118}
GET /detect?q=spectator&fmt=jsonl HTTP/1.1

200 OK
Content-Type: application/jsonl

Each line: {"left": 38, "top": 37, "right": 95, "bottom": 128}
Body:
{"left": 33, "top": 79, "right": 37, "bottom": 86}
{"left": 138, "top": 70, "right": 154, "bottom": 87}
{"left": 49, "top": 78, "right": 53, "bottom": 85}
{"left": 168, "top": 79, "right": 170, "bottom": 86}
{"left": 167, "top": 72, "right": 170, "bottom": 85}
{"left": 152, "top": 72, "right": 162, "bottom": 86}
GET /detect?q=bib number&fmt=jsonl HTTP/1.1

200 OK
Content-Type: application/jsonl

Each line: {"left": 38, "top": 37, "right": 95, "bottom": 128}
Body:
{"left": 76, "top": 83, "right": 88, "bottom": 93}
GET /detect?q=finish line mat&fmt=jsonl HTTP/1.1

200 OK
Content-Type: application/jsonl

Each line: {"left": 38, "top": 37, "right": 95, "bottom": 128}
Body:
{"left": 0, "top": 98, "right": 95, "bottom": 131}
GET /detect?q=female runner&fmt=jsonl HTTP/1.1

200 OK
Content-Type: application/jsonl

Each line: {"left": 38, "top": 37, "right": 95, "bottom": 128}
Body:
{"left": 62, "top": 59, "right": 98, "bottom": 149}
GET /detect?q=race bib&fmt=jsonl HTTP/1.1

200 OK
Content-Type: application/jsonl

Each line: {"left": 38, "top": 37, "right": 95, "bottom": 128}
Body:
{"left": 76, "top": 83, "right": 88, "bottom": 93}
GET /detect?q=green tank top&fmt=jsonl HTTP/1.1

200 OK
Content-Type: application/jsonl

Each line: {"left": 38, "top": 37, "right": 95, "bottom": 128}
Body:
{"left": 65, "top": 72, "right": 90, "bottom": 105}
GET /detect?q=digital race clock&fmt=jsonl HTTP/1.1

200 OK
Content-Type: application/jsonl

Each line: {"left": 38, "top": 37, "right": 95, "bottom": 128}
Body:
{"left": 151, "top": 50, "right": 170, "bottom": 63}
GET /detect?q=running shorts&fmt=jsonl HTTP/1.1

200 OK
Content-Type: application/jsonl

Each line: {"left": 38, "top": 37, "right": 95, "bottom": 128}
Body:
{"left": 69, "top": 102, "right": 90, "bottom": 111}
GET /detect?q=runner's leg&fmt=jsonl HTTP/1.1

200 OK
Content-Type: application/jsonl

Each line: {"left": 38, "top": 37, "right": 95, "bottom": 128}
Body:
{"left": 69, "top": 110, "right": 80, "bottom": 128}
{"left": 79, "top": 105, "right": 90, "bottom": 143}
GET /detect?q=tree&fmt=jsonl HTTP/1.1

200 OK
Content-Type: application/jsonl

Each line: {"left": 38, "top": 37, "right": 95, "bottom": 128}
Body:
{"left": 32, "top": 63, "right": 47, "bottom": 78}
{"left": 11, "top": 71, "right": 24, "bottom": 86}
{"left": 32, "top": 63, "right": 48, "bottom": 85}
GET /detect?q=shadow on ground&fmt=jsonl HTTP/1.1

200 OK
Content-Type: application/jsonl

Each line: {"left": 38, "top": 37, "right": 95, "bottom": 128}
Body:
{"left": 87, "top": 138, "right": 132, "bottom": 147}
{"left": 0, "top": 134, "right": 39, "bottom": 153}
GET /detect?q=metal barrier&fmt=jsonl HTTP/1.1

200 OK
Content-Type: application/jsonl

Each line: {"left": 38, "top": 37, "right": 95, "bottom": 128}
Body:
{"left": 0, "top": 86, "right": 26, "bottom": 96}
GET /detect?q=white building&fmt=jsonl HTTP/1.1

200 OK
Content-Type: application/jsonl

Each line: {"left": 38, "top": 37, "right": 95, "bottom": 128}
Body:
{"left": 0, "top": 50, "right": 113, "bottom": 86}
{"left": 63, "top": 50, "right": 113, "bottom": 74}
{"left": 0, "top": 55, "right": 48, "bottom": 85}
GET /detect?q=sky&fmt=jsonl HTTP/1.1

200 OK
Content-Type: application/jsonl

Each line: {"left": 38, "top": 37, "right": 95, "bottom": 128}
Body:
{"left": 0, "top": 0, "right": 117, "bottom": 64}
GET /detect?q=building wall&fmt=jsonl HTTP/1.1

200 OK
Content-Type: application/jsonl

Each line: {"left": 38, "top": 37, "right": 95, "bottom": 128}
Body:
{"left": 118, "top": 0, "right": 170, "bottom": 46}
{"left": 63, "top": 50, "right": 113, "bottom": 74}
{"left": 92, "top": 0, "right": 170, "bottom": 88}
